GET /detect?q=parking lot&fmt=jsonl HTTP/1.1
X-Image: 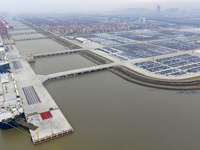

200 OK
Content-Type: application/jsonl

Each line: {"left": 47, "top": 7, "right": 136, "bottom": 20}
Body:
{"left": 81, "top": 33, "right": 135, "bottom": 46}
{"left": 110, "top": 31, "right": 171, "bottom": 41}
{"left": 159, "top": 29, "right": 200, "bottom": 37}
{"left": 95, "top": 43, "right": 176, "bottom": 61}
{"left": 134, "top": 54, "right": 200, "bottom": 76}
{"left": 113, "top": 43, "right": 176, "bottom": 58}
{"left": 150, "top": 38, "right": 200, "bottom": 51}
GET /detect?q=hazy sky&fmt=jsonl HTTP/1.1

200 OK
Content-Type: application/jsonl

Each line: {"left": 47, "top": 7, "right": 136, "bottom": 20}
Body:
{"left": 0, "top": 0, "right": 200, "bottom": 14}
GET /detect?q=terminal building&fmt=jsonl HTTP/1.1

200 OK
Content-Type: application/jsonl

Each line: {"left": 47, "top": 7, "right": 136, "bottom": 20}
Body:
{"left": 75, "top": 37, "right": 90, "bottom": 43}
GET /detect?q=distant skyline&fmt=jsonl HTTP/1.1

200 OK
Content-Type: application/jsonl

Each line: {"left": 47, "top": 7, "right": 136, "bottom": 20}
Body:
{"left": 0, "top": 0, "right": 200, "bottom": 14}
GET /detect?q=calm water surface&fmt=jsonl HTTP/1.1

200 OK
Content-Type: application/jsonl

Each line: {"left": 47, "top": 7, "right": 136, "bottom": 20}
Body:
{"left": 30, "top": 54, "right": 96, "bottom": 75}
{"left": 1, "top": 70, "right": 200, "bottom": 150}
{"left": 15, "top": 39, "right": 68, "bottom": 55}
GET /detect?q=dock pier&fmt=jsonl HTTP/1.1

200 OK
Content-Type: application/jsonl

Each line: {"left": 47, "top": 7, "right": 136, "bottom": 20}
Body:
{"left": 6, "top": 21, "right": 115, "bottom": 144}
{"left": 7, "top": 43, "right": 74, "bottom": 144}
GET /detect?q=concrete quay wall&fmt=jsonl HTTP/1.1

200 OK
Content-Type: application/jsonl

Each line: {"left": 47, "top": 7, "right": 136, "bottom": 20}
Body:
{"left": 111, "top": 66, "right": 200, "bottom": 90}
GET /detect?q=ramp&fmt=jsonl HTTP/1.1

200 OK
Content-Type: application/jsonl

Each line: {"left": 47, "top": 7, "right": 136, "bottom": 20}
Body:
{"left": 15, "top": 117, "right": 38, "bottom": 131}
{"left": 12, "top": 61, "right": 23, "bottom": 69}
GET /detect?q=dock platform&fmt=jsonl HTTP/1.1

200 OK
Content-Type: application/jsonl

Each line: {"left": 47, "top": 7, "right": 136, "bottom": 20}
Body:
{"left": 6, "top": 43, "right": 73, "bottom": 144}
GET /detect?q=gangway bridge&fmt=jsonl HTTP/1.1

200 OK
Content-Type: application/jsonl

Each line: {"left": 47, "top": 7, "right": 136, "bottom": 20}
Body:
{"left": 33, "top": 49, "right": 83, "bottom": 58}
{"left": 42, "top": 63, "right": 117, "bottom": 85}
{"left": 14, "top": 36, "right": 50, "bottom": 42}
{"left": 12, "top": 27, "right": 32, "bottom": 31}
{"left": 9, "top": 32, "right": 39, "bottom": 36}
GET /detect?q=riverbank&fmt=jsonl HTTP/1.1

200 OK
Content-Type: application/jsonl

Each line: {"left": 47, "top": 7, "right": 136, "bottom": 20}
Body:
{"left": 110, "top": 66, "right": 200, "bottom": 90}
{"left": 80, "top": 50, "right": 200, "bottom": 90}
{"left": 79, "top": 50, "right": 113, "bottom": 65}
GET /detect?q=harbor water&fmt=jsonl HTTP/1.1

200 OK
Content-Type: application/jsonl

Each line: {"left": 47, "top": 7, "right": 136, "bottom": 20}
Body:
{"left": 15, "top": 39, "right": 68, "bottom": 55}
{"left": 1, "top": 68, "right": 200, "bottom": 150}
{"left": 30, "top": 54, "right": 96, "bottom": 75}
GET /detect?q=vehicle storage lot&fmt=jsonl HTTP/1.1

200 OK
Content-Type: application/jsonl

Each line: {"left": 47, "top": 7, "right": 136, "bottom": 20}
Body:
{"left": 110, "top": 30, "right": 172, "bottom": 41}
{"left": 81, "top": 33, "right": 136, "bottom": 46}
{"left": 150, "top": 38, "right": 200, "bottom": 51}
{"left": 134, "top": 54, "right": 200, "bottom": 76}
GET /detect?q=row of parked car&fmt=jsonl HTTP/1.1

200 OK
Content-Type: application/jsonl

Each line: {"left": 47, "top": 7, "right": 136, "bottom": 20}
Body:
{"left": 134, "top": 54, "right": 200, "bottom": 76}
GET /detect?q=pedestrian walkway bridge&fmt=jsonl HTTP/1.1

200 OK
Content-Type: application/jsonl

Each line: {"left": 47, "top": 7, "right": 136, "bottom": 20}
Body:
{"left": 12, "top": 27, "right": 32, "bottom": 31}
{"left": 9, "top": 32, "right": 39, "bottom": 36}
{"left": 43, "top": 63, "right": 117, "bottom": 85}
{"left": 14, "top": 36, "right": 50, "bottom": 42}
{"left": 33, "top": 49, "right": 83, "bottom": 58}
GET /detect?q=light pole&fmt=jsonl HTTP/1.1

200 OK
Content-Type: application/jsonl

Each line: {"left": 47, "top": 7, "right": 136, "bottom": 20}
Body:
{"left": 40, "top": 72, "right": 43, "bottom": 84}
{"left": 50, "top": 117, "right": 53, "bottom": 135}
